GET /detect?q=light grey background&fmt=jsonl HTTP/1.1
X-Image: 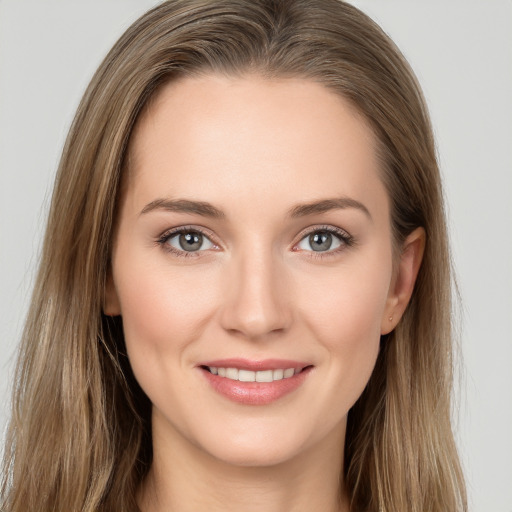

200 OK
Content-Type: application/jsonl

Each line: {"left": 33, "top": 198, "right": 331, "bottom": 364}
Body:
{"left": 1, "top": 1, "right": 511, "bottom": 510}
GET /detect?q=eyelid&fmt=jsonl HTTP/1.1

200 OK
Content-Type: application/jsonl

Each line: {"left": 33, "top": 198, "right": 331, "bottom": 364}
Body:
{"left": 156, "top": 225, "right": 221, "bottom": 257}
{"left": 292, "top": 224, "right": 355, "bottom": 254}
{"left": 155, "top": 223, "right": 354, "bottom": 258}
{"left": 295, "top": 224, "right": 352, "bottom": 239}
{"left": 157, "top": 224, "right": 215, "bottom": 242}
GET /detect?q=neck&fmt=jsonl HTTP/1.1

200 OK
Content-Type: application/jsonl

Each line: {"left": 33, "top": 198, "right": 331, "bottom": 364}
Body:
{"left": 139, "top": 413, "right": 349, "bottom": 512}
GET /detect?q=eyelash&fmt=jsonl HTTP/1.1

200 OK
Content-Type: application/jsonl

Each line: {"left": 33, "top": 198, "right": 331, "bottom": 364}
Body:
{"left": 295, "top": 225, "right": 355, "bottom": 260}
{"left": 156, "top": 225, "right": 355, "bottom": 259}
{"left": 156, "top": 225, "right": 216, "bottom": 258}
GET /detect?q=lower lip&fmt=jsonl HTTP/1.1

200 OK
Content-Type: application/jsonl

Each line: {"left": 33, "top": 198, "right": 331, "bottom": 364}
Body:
{"left": 200, "top": 367, "right": 312, "bottom": 405}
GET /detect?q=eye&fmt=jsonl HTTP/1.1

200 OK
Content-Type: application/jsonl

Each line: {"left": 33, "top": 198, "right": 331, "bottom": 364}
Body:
{"left": 296, "top": 227, "right": 352, "bottom": 253}
{"left": 159, "top": 228, "right": 215, "bottom": 254}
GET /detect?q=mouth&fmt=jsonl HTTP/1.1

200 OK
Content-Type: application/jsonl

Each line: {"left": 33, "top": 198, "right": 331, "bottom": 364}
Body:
{"left": 198, "top": 359, "right": 313, "bottom": 405}
{"left": 200, "top": 365, "right": 308, "bottom": 382}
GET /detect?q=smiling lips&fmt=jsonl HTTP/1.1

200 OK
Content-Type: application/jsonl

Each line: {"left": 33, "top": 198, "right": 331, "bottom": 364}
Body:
{"left": 208, "top": 366, "right": 299, "bottom": 382}
{"left": 199, "top": 359, "right": 312, "bottom": 405}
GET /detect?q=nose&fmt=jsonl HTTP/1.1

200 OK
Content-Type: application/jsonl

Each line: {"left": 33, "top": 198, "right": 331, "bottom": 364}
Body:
{"left": 219, "top": 249, "right": 292, "bottom": 340}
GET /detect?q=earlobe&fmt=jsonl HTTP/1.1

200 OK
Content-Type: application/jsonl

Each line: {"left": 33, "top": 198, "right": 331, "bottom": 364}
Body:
{"left": 103, "top": 270, "right": 121, "bottom": 316}
{"left": 381, "top": 227, "right": 425, "bottom": 334}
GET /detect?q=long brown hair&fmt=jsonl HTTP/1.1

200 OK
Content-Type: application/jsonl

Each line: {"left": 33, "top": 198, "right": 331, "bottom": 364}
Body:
{"left": 1, "top": 1, "right": 466, "bottom": 511}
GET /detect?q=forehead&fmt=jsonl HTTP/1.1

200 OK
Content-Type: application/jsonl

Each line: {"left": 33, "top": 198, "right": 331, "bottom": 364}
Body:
{"left": 125, "top": 74, "right": 387, "bottom": 220}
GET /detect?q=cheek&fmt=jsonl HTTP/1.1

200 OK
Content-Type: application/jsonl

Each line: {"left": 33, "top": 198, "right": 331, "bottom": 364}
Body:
{"left": 112, "top": 255, "right": 219, "bottom": 372}
{"left": 300, "top": 261, "right": 390, "bottom": 338}
{"left": 295, "top": 255, "right": 391, "bottom": 398}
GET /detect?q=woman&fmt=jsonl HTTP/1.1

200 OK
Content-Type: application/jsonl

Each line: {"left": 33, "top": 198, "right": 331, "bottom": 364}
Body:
{"left": 1, "top": 1, "right": 467, "bottom": 511}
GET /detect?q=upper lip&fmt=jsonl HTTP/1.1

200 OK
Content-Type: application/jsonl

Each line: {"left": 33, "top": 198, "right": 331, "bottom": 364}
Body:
{"left": 198, "top": 358, "right": 311, "bottom": 371}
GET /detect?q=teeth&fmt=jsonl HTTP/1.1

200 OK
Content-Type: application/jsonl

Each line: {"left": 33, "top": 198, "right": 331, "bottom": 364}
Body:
{"left": 273, "top": 369, "right": 284, "bottom": 380}
{"left": 226, "top": 368, "right": 238, "bottom": 380}
{"left": 239, "top": 369, "right": 255, "bottom": 382}
{"left": 255, "top": 370, "right": 273, "bottom": 382}
{"left": 208, "top": 366, "right": 299, "bottom": 382}
{"left": 284, "top": 368, "right": 295, "bottom": 378}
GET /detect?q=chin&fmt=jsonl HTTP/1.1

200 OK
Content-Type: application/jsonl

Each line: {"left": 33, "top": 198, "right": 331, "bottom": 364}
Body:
{"left": 208, "top": 441, "right": 303, "bottom": 468}
{"left": 192, "top": 417, "right": 333, "bottom": 469}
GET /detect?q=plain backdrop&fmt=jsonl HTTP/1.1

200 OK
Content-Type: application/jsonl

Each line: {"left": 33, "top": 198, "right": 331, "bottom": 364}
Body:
{"left": 0, "top": 1, "right": 511, "bottom": 510}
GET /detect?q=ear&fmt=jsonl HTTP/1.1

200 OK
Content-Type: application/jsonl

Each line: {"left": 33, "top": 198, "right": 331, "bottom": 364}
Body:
{"left": 381, "top": 227, "right": 425, "bottom": 334}
{"left": 103, "top": 269, "right": 121, "bottom": 316}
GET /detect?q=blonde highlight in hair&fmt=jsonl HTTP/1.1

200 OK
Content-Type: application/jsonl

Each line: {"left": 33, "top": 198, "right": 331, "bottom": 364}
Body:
{"left": 1, "top": 1, "right": 466, "bottom": 511}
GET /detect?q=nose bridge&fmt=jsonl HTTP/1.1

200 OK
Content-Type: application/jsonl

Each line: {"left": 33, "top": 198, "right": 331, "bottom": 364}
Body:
{"left": 220, "top": 242, "right": 291, "bottom": 339}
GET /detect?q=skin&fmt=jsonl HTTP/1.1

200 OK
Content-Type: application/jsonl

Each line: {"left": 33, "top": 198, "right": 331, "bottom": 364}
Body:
{"left": 105, "top": 75, "right": 424, "bottom": 512}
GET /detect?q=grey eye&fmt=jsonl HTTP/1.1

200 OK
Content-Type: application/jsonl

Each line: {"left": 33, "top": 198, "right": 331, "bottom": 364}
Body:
{"left": 168, "top": 231, "right": 214, "bottom": 252}
{"left": 297, "top": 231, "right": 343, "bottom": 252}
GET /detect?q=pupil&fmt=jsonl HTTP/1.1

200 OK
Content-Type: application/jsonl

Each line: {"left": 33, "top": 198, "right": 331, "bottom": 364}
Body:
{"left": 179, "top": 232, "right": 202, "bottom": 251}
{"left": 310, "top": 232, "right": 332, "bottom": 251}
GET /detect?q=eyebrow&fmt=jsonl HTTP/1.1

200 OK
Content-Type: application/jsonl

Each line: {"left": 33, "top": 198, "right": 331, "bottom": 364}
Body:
{"left": 288, "top": 197, "right": 372, "bottom": 220}
{"left": 140, "top": 198, "right": 226, "bottom": 219}
{"left": 140, "top": 196, "right": 371, "bottom": 221}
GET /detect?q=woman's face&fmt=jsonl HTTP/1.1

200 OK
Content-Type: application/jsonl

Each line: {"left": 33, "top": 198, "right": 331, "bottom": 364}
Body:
{"left": 108, "top": 75, "right": 404, "bottom": 467}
